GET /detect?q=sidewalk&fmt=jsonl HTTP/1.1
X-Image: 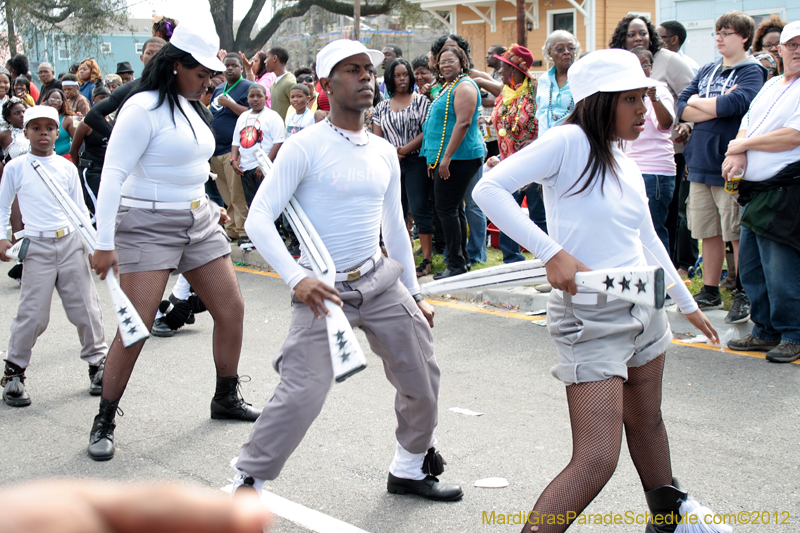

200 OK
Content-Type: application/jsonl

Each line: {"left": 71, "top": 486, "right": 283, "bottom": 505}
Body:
{"left": 231, "top": 245, "right": 753, "bottom": 342}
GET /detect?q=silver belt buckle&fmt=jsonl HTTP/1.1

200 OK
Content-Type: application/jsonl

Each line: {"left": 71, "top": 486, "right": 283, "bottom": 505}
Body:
{"left": 347, "top": 268, "right": 361, "bottom": 282}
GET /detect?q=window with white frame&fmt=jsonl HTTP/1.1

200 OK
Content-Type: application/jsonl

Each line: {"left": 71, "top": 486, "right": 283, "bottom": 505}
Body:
{"left": 100, "top": 42, "right": 112, "bottom": 54}
{"left": 547, "top": 9, "right": 575, "bottom": 35}
{"left": 746, "top": 9, "right": 787, "bottom": 30}
{"left": 57, "top": 39, "right": 70, "bottom": 61}
{"left": 135, "top": 42, "right": 144, "bottom": 54}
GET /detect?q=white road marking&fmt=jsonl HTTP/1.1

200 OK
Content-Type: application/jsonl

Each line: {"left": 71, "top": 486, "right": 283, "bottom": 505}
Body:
{"left": 222, "top": 484, "right": 374, "bottom": 533}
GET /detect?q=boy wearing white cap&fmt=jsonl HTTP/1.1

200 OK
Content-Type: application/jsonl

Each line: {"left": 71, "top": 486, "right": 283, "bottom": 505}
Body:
{"left": 0, "top": 105, "right": 107, "bottom": 407}
{"left": 233, "top": 39, "right": 462, "bottom": 502}
{"left": 476, "top": 50, "right": 724, "bottom": 532}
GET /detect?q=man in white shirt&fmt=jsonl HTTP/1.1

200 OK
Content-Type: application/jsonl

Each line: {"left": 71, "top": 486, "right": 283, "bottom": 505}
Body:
{"left": 232, "top": 39, "right": 463, "bottom": 502}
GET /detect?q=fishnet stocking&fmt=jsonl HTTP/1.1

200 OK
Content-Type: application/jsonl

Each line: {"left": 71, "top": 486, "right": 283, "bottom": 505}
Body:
{"left": 101, "top": 270, "right": 171, "bottom": 402}
{"left": 522, "top": 355, "right": 673, "bottom": 533}
{"left": 183, "top": 256, "right": 244, "bottom": 378}
{"left": 624, "top": 354, "right": 672, "bottom": 491}
{"left": 522, "top": 377, "right": 624, "bottom": 533}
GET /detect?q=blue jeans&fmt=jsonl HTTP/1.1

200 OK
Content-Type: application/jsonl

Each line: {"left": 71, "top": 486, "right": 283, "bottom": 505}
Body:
{"left": 464, "top": 164, "right": 487, "bottom": 264}
{"left": 403, "top": 154, "right": 434, "bottom": 234}
{"left": 206, "top": 177, "right": 225, "bottom": 208}
{"left": 642, "top": 173, "right": 675, "bottom": 252}
{"left": 739, "top": 223, "right": 800, "bottom": 344}
{"left": 499, "top": 186, "right": 547, "bottom": 263}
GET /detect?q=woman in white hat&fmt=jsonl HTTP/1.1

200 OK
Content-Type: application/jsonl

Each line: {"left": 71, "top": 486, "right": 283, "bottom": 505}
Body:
{"left": 87, "top": 24, "right": 261, "bottom": 462}
{"left": 475, "top": 49, "right": 725, "bottom": 533}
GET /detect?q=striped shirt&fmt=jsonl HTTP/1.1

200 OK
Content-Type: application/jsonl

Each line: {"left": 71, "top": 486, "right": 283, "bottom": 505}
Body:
{"left": 371, "top": 92, "right": 430, "bottom": 153}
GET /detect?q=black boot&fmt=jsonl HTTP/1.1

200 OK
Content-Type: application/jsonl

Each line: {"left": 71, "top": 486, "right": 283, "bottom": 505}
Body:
{"left": 644, "top": 477, "right": 688, "bottom": 532}
{"left": 210, "top": 376, "right": 261, "bottom": 421}
{"left": 88, "top": 358, "right": 104, "bottom": 396}
{"left": 88, "top": 398, "right": 119, "bottom": 461}
{"left": 2, "top": 361, "right": 30, "bottom": 407}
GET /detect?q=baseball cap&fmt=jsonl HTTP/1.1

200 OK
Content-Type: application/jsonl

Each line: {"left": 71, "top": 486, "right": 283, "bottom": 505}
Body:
{"left": 23, "top": 105, "right": 59, "bottom": 128}
{"left": 568, "top": 49, "right": 657, "bottom": 104}
{"left": 780, "top": 20, "right": 800, "bottom": 44}
{"left": 316, "top": 40, "right": 384, "bottom": 79}
{"left": 170, "top": 24, "right": 226, "bottom": 72}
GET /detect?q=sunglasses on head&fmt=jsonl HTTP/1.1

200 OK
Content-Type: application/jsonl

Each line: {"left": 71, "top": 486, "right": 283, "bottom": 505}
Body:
{"left": 297, "top": 76, "right": 314, "bottom": 83}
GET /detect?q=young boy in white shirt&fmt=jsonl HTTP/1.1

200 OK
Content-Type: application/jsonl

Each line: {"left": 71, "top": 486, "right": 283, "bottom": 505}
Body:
{"left": 231, "top": 83, "right": 285, "bottom": 209}
{"left": 284, "top": 84, "right": 315, "bottom": 137}
{"left": 0, "top": 106, "right": 107, "bottom": 406}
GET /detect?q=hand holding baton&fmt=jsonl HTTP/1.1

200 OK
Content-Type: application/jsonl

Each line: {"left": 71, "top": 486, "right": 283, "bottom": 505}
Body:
{"left": 30, "top": 160, "right": 149, "bottom": 348}
{"left": 254, "top": 149, "right": 367, "bottom": 382}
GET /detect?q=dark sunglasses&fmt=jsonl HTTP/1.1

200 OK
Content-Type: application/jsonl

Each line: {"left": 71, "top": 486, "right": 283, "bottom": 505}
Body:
{"left": 297, "top": 75, "right": 314, "bottom": 83}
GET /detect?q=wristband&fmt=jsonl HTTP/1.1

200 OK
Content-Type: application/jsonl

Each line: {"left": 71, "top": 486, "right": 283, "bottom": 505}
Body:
{"left": 230, "top": 159, "right": 237, "bottom": 164}
{"left": 413, "top": 293, "right": 425, "bottom": 303}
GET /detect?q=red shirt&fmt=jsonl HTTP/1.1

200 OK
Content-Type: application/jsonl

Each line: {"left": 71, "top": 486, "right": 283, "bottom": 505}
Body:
{"left": 316, "top": 82, "right": 330, "bottom": 111}
{"left": 491, "top": 85, "right": 538, "bottom": 159}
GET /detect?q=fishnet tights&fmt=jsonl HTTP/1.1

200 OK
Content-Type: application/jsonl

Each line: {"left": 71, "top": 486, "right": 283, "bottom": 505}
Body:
{"left": 101, "top": 256, "right": 245, "bottom": 402}
{"left": 522, "top": 354, "right": 672, "bottom": 533}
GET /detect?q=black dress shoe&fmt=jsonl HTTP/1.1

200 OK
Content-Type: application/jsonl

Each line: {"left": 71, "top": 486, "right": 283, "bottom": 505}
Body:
{"left": 387, "top": 473, "right": 463, "bottom": 501}
{"left": 433, "top": 267, "right": 467, "bottom": 280}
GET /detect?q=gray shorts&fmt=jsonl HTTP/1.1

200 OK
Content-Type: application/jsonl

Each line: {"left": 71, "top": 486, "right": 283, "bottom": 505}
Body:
{"left": 547, "top": 291, "right": 672, "bottom": 384}
{"left": 114, "top": 197, "right": 231, "bottom": 275}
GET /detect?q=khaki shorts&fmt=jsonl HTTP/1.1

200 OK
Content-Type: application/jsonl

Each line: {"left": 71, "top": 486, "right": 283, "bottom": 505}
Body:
{"left": 547, "top": 292, "right": 673, "bottom": 384}
{"left": 687, "top": 181, "right": 741, "bottom": 241}
{"left": 114, "top": 196, "right": 231, "bottom": 275}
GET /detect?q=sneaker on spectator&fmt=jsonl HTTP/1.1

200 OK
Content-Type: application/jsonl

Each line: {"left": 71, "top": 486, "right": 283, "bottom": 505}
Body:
{"left": 719, "top": 275, "right": 737, "bottom": 291}
{"left": 238, "top": 237, "right": 254, "bottom": 251}
{"left": 724, "top": 291, "right": 750, "bottom": 324}
{"left": 765, "top": 342, "right": 800, "bottom": 363}
{"left": 728, "top": 333, "right": 779, "bottom": 352}
{"left": 693, "top": 287, "right": 722, "bottom": 310}
{"left": 288, "top": 243, "right": 301, "bottom": 258}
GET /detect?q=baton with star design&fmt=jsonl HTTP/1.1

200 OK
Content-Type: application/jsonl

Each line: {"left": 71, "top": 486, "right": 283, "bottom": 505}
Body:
{"left": 420, "top": 259, "right": 667, "bottom": 309}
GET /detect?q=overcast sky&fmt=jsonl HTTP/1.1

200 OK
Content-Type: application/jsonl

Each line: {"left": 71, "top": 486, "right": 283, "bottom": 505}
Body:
{"left": 128, "top": 0, "right": 273, "bottom": 32}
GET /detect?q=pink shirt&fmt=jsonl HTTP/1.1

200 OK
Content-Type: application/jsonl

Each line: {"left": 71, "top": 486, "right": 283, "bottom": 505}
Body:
{"left": 255, "top": 72, "right": 277, "bottom": 108}
{"left": 623, "top": 84, "right": 676, "bottom": 175}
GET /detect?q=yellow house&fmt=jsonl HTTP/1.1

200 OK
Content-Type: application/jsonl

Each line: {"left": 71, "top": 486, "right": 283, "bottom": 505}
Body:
{"left": 409, "top": 0, "right": 657, "bottom": 73}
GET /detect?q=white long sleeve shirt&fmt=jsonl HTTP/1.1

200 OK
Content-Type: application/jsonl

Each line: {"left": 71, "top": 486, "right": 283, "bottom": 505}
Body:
{"left": 245, "top": 120, "right": 419, "bottom": 295}
{"left": 474, "top": 124, "right": 697, "bottom": 314}
{"left": 0, "top": 152, "right": 90, "bottom": 233}
{"left": 95, "top": 91, "right": 215, "bottom": 250}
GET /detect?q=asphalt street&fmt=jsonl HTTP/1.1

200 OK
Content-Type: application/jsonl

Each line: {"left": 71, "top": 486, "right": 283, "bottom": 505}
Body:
{"left": 1, "top": 262, "right": 798, "bottom": 533}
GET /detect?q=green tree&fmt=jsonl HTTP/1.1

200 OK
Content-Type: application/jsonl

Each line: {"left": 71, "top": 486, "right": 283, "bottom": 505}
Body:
{"left": 209, "top": 0, "right": 407, "bottom": 56}
{"left": 2, "top": 0, "right": 127, "bottom": 57}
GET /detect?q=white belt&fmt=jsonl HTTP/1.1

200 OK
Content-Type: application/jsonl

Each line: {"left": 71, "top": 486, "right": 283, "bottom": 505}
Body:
{"left": 335, "top": 251, "right": 382, "bottom": 282}
{"left": 557, "top": 289, "right": 618, "bottom": 306}
{"left": 120, "top": 197, "right": 205, "bottom": 210}
{"left": 23, "top": 226, "right": 74, "bottom": 239}
{"left": 301, "top": 251, "right": 382, "bottom": 282}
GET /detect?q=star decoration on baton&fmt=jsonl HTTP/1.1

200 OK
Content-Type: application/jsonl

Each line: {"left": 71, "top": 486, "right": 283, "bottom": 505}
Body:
{"left": 636, "top": 279, "right": 647, "bottom": 293}
{"left": 620, "top": 277, "right": 630, "bottom": 292}
{"left": 603, "top": 276, "right": 615, "bottom": 290}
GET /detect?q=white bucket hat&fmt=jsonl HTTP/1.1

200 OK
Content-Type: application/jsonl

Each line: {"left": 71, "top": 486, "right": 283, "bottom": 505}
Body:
{"left": 170, "top": 25, "right": 226, "bottom": 72}
{"left": 316, "top": 40, "right": 384, "bottom": 79}
{"left": 568, "top": 49, "right": 658, "bottom": 104}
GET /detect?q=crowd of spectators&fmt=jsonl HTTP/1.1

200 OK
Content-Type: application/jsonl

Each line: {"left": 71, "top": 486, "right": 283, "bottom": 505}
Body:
{"left": 0, "top": 10, "right": 797, "bottom": 361}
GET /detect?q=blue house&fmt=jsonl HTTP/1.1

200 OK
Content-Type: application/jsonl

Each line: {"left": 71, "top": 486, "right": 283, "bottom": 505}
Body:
{"left": 658, "top": 2, "right": 793, "bottom": 66}
{"left": 25, "top": 18, "right": 154, "bottom": 83}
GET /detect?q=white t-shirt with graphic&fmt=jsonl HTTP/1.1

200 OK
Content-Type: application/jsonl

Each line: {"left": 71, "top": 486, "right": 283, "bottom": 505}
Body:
{"left": 285, "top": 107, "right": 316, "bottom": 138}
{"left": 232, "top": 108, "right": 286, "bottom": 171}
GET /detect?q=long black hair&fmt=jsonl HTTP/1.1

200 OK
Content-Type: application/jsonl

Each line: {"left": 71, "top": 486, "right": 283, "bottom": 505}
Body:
{"left": 563, "top": 91, "right": 621, "bottom": 196}
{"left": 384, "top": 58, "right": 415, "bottom": 97}
{"left": 125, "top": 43, "right": 213, "bottom": 134}
{"left": 608, "top": 15, "right": 662, "bottom": 56}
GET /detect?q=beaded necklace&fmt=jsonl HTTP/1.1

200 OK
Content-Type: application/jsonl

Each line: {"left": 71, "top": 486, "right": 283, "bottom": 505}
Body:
{"left": 325, "top": 117, "right": 369, "bottom": 146}
{"left": 497, "top": 79, "right": 536, "bottom": 139}
{"left": 745, "top": 75, "right": 798, "bottom": 138}
{"left": 548, "top": 74, "right": 573, "bottom": 123}
{"left": 427, "top": 74, "right": 466, "bottom": 169}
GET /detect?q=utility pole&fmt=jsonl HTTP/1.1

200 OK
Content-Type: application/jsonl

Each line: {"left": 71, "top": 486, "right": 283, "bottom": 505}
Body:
{"left": 354, "top": 0, "right": 361, "bottom": 41}
{"left": 516, "top": 0, "right": 526, "bottom": 47}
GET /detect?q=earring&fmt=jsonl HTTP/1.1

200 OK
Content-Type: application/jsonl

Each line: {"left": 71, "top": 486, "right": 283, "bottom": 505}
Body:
{"left": 173, "top": 70, "right": 177, "bottom": 75}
